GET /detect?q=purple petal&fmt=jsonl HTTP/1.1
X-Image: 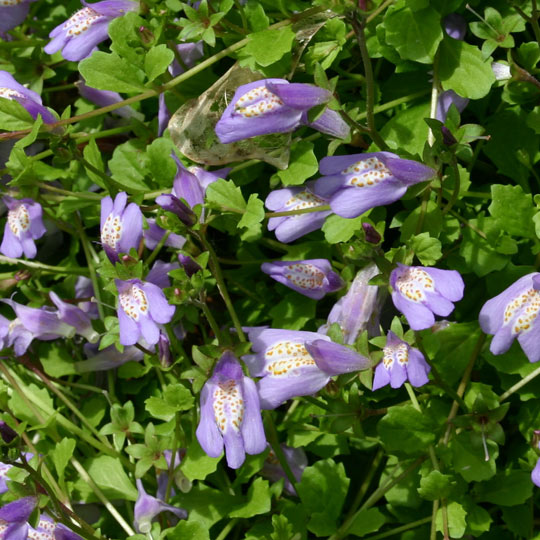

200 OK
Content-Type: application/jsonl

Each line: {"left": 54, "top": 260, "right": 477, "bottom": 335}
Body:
{"left": 100, "top": 196, "right": 113, "bottom": 229}
{"left": 391, "top": 291, "right": 435, "bottom": 331}
{"left": 305, "top": 339, "right": 371, "bottom": 376}
{"left": 390, "top": 361, "right": 407, "bottom": 388}
{"left": 303, "top": 107, "right": 350, "bottom": 139}
{"left": 138, "top": 315, "right": 160, "bottom": 346}
{"left": 173, "top": 167, "right": 205, "bottom": 208}
{"left": 196, "top": 383, "right": 223, "bottom": 458}
{"left": 272, "top": 211, "right": 331, "bottom": 243}
{"left": 223, "top": 428, "right": 245, "bottom": 469}
{"left": 1, "top": 225, "right": 23, "bottom": 258}
{"left": 384, "top": 156, "right": 435, "bottom": 186}
{"left": 0, "top": 4, "right": 31, "bottom": 33}
{"left": 423, "top": 267, "right": 465, "bottom": 302}
{"left": 443, "top": 13, "right": 467, "bottom": 40}
{"left": 0, "top": 496, "right": 36, "bottom": 522}
{"left": 423, "top": 291, "right": 455, "bottom": 317}
{"left": 319, "top": 152, "right": 399, "bottom": 175}
{"left": 146, "top": 260, "right": 179, "bottom": 289}
{"left": 142, "top": 282, "right": 175, "bottom": 324}
{"left": 61, "top": 22, "right": 110, "bottom": 62}
{"left": 517, "top": 322, "right": 540, "bottom": 363}
{"left": 406, "top": 348, "right": 430, "bottom": 387}
{"left": 117, "top": 306, "right": 140, "bottom": 346}
{"left": 532, "top": 458, "right": 540, "bottom": 487}
{"left": 267, "top": 82, "right": 331, "bottom": 110}
{"left": 435, "top": 90, "right": 469, "bottom": 123}
{"left": 372, "top": 363, "right": 390, "bottom": 391}
{"left": 240, "top": 377, "right": 266, "bottom": 455}
{"left": 117, "top": 202, "right": 142, "bottom": 255}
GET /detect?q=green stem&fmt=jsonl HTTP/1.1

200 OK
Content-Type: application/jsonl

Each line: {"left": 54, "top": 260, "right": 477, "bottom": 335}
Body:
{"left": 427, "top": 51, "right": 440, "bottom": 146}
{"left": 349, "top": 13, "right": 388, "bottom": 150}
{"left": 364, "top": 517, "right": 431, "bottom": 540}
{"left": 197, "top": 233, "right": 245, "bottom": 342}
{"left": 449, "top": 209, "right": 487, "bottom": 240}
{"left": 441, "top": 158, "right": 460, "bottom": 215}
{"left": 38, "top": 182, "right": 102, "bottom": 200}
{"left": 0, "top": 39, "right": 44, "bottom": 48}
{"left": 499, "top": 362, "right": 540, "bottom": 402}
{"left": 215, "top": 518, "right": 240, "bottom": 540}
{"left": 199, "top": 298, "right": 223, "bottom": 344}
{"left": 301, "top": 395, "right": 333, "bottom": 412}
{"left": 0, "top": 254, "right": 89, "bottom": 275}
{"left": 146, "top": 230, "right": 170, "bottom": 267}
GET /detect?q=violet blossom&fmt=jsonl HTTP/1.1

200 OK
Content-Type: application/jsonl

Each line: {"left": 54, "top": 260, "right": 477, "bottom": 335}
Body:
{"left": 1, "top": 196, "right": 46, "bottom": 259}
{"left": 313, "top": 153, "right": 435, "bottom": 219}
{"left": 101, "top": 191, "right": 143, "bottom": 262}
{"left": 265, "top": 181, "right": 331, "bottom": 243}
{"left": 134, "top": 479, "right": 187, "bottom": 534}
{"left": 115, "top": 278, "right": 175, "bottom": 346}
{"left": 144, "top": 218, "right": 186, "bottom": 251}
{"left": 443, "top": 13, "right": 467, "bottom": 40}
{"left": 215, "top": 79, "right": 349, "bottom": 143}
{"left": 0, "top": 496, "right": 36, "bottom": 540}
{"left": 44, "top": 0, "right": 138, "bottom": 62}
{"left": 75, "top": 276, "right": 99, "bottom": 319}
{"left": 372, "top": 331, "right": 430, "bottom": 390}
{"left": 0, "top": 0, "right": 37, "bottom": 33}
{"left": 0, "top": 71, "right": 56, "bottom": 123}
{"left": 390, "top": 264, "right": 465, "bottom": 331}
{"left": 76, "top": 342, "right": 145, "bottom": 372}
{"left": 178, "top": 253, "right": 201, "bottom": 277}
{"left": 243, "top": 328, "right": 370, "bottom": 409}
{"left": 435, "top": 90, "right": 469, "bottom": 123}
{"left": 479, "top": 273, "right": 540, "bottom": 363}
{"left": 156, "top": 450, "right": 191, "bottom": 500}
{"left": 319, "top": 263, "right": 382, "bottom": 343}
{"left": 196, "top": 351, "right": 266, "bottom": 469}
{"left": 261, "top": 259, "right": 343, "bottom": 300}
{"left": 49, "top": 291, "right": 99, "bottom": 343}
{"left": 261, "top": 444, "right": 307, "bottom": 495}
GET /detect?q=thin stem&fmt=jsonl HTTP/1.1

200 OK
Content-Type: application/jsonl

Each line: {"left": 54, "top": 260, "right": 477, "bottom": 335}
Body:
{"left": 349, "top": 13, "right": 388, "bottom": 150}
{"left": 499, "top": 362, "right": 540, "bottom": 402}
{"left": 164, "top": 413, "right": 181, "bottom": 503}
{"left": 428, "top": 51, "right": 440, "bottom": 146}
{"left": 215, "top": 518, "right": 240, "bottom": 540}
{"left": 38, "top": 182, "right": 102, "bottom": 200}
{"left": 364, "top": 517, "right": 431, "bottom": 540}
{"left": 199, "top": 298, "right": 223, "bottom": 344}
{"left": 145, "top": 230, "right": 170, "bottom": 267}
{"left": 449, "top": 209, "right": 488, "bottom": 240}
{"left": 197, "top": 233, "right": 245, "bottom": 342}
{"left": 442, "top": 160, "right": 460, "bottom": 215}
{"left": 365, "top": 0, "right": 395, "bottom": 23}
{"left": 0, "top": 255, "right": 89, "bottom": 275}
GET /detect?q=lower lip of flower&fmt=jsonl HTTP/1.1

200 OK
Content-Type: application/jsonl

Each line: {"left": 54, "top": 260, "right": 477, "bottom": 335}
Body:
{"left": 396, "top": 268, "right": 435, "bottom": 303}
{"left": 102, "top": 214, "right": 122, "bottom": 249}
{"left": 64, "top": 7, "right": 102, "bottom": 37}
{"left": 8, "top": 205, "right": 30, "bottom": 238}
{"left": 284, "top": 191, "right": 326, "bottom": 213}
{"left": 264, "top": 341, "right": 316, "bottom": 376}
{"left": 342, "top": 158, "right": 391, "bottom": 188}
{"left": 383, "top": 343, "right": 409, "bottom": 369}
{"left": 119, "top": 285, "right": 149, "bottom": 321}
{"left": 284, "top": 263, "right": 325, "bottom": 290}
{"left": 504, "top": 288, "right": 540, "bottom": 335}
{"left": 213, "top": 379, "right": 244, "bottom": 433}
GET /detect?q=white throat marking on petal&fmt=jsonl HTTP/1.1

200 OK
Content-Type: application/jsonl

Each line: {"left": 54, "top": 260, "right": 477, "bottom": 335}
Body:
{"left": 234, "top": 85, "right": 284, "bottom": 118}
{"left": 285, "top": 263, "right": 325, "bottom": 290}
{"left": 504, "top": 288, "right": 540, "bottom": 335}
{"left": 395, "top": 268, "right": 435, "bottom": 303}
{"left": 342, "top": 158, "right": 392, "bottom": 188}
{"left": 382, "top": 343, "right": 409, "bottom": 369}
{"left": 102, "top": 213, "right": 123, "bottom": 250}
{"left": 63, "top": 7, "right": 103, "bottom": 37}
{"left": 213, "top": 379, "right": 244, "bottom": 434}
{"left": 264, "top": 340, "right": 316, "bottom": 377}
{"left": 119, "top": 285, "right": 149, "bottom": 321}
{"left": 7, "top": 204, "right": 30, "bottom": 238}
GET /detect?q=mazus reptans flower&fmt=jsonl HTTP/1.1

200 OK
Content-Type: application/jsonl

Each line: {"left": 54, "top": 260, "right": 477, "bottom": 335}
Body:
{"left": 196, "top": 351, "right": 266, "bottom": 469}
{"left": 261, "top": 259, "right": 343, "bottom": 300}
{"left": 215, "top": 79, "right": 349, "bottom": 143}
{"left": 479, "top": 273, "right": 540, "bottom": 363}
{"left": 0, "top": 0, "right": 38, "bottom": 33}
{"left": 313, "top": 152, "right": 435, "bottom": 219}
{"left": 390, "top": 264, "right": 465, "bottom": 331}
{"left": 1, "top": 196, "right": 46, "bottom": 259}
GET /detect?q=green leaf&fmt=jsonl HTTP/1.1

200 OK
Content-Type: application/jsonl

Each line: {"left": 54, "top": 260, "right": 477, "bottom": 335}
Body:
{"left": 438, "top": 37, "right": 496, "bottom": 99}
{"left": 83, "top": 138, "right": 107, "bottom": 190}
{"left": 230, "top": 477, "right": 271, "bottom": 518}
{"left": 39, "top": 342, "right": 77, "bottom": 377}
{"left": 296, "top": 458, "right": 350, "bottom": 537}
{"left": 474, "top": 470, "right": 533, "bottom": 506}
{"left": 409, "top": 232, "right": 442, "bottom": 265}
{"left": 79, "top": 52, "right": 146, "bottom": 93}
{"left": 399, "top": 201, "right": 442, "bottom": 241}
{"left": 144, "top": 383, "right": 194, "bottom": 422}
{"left": 378, "top": 405, "right": 436, "bottom": 454}
{"left": 276, "top": 140, "right": 318, "bottom": 186}
{"left": 323, "top": 214, "right": 365, "bottom": 244}
{"left": 269, "top": 292, "right": 316, "bottom": 331}
{"left": 418, "top": 470, "right": 453, "bottom": 501}
{"left": 502, "top": 506, "right": 533, "bottom": 538}
{"left": 84, "top": 455, "right": 138, "bottom": 500}
{"left": 245, "top": 0, "right": 269, "bottom": 32}
{"left": 489, "top": 184, "right": 535, "bottom": 238}
{"left": 206, "top": 178, "right": 246, "bottom": 212}
{"left": 244, "top": 26, "right": 295, "bottom": 67}
{"left": 108, "top": 140, "right": 151, "bottom": 192}
{"left": 14, "top": 114, "right": 43, "bottom": 149}
{"left": 436, "top": 501, "right": 467, "bottom": 538}
{"left": 51, "top": 438, "right": 76, "bottom": 482}
{"left": 171, "top": 521, "right": 210, "bottom": 540}
{"left": 384, "top": 5, "right": 443, "bottom": 63}
{"left": 108, "top": 12, "right": 146, "bottom": 67}
{"left": 181, "top": 439, "right": 221, "bottom": 481}
{"left": 451, "top": 432, "right": 498, "bottom": 482}
{"left": 348, "top": 508, "right": 387, "bottom": 537}
{"left": 145, "top": 44, "right": 175, "bottom": 82}
{"left": 0, "top": 97, "right": 34, "bottom": 130}
{"left": 238, "top": 193, "right": 265, "bottom": 242}
{"left": 146, "top": 138, "right": 177, "bottom": 187}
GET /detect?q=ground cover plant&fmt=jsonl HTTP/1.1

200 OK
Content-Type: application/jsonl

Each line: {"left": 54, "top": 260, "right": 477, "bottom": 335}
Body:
{"left": 0, "top": 0, "right": 540, "bottom": 538}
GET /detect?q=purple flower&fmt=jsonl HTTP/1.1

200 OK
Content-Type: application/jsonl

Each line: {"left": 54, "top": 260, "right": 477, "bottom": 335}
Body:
{"left": 390, "top": 264, "right": 465, "bottom": 331}
{"left": 76, "top": 342, "right": 145, "bottom": 372}
{"left": 196, "top": 351, "right": 266, "bottom": 469}
{"left": 265, "top": 182, "right": 331, "bottom": 243}
{"left": 77, "top": 78, "right": 144, "bottom": 120}
{"left": 261, "top": 259, "right": 343, "bottom": 300}
{"left": 146, "top": 260, "right": 179, "bottom": 290}
{"left": 0, "top": 0, "right": 37, "bottom": 33}
{"left": 533, "top": 457, "right": 540, "bottom": 488}
{"left": 178, "top": 253, "right": 201, "bottom": 277}
{"left": 0, "top": 453, "right": 33, "bottom": 493}
{"left": 319, "top": 263, "right": 381, "bottom": 343}
{"left": 116, "top": 278, "right": 175, "bottom": 346}
{"left": 101, "top": 192, "right": 143, "bottom": 262}
{"left": 0, "top": 496, "right": 36, "bottom": 540}
{"left": 134, "top": 479, "right": 187, "bottom": 534}
{"left": 243, "top": 328, "right": 370, "bottom": 409}
{"left": 49, "top": 291, "right": 99, "bottom": 343}
{"left": 75, "top": 276, "right": 99, "bottom": 319}
{"left": 0, "top": 71, "right": 56, "bottom": 124}
{"left": 313, "top": 153, "right": 435, "bottom": 219}
{"left": 372, "top": 331, "right": 430, "bottom": 390}
{"left": 215, "top": 79, "right": 349, "bottom": 143}
{"left": 44, "top": 0, "right": 138, "bottom": 62}
{"left": 435, "top": 90, "right": 469, "bottom": 123}
{"left": 1, "top": 197, "right": 46, "bottom": 259}
{"left": 479, "top": 273, "right": 540, "bottom": 363}
{"left": 158, "top": 331, "right": 171, "bottom": 366}
{"left": 144, "top": 218, "right": 186, "bottom": 251}
{"left": 261, "top": 444, "right": 307, "bottom": 495}
{"left": 156, "top": 450, "right": 191, "bottom": 500}
{"left": 443, "top": 13, "right": 467, "bottom": 40}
